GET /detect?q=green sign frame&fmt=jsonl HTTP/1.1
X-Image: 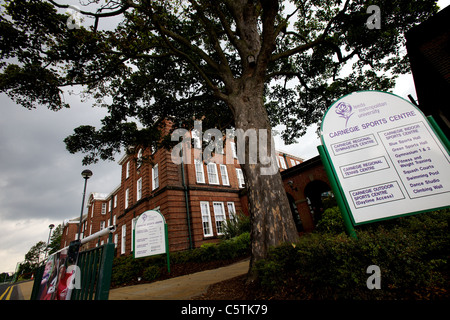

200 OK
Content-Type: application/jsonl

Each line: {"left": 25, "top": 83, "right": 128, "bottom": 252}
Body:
{"left": 133, "top": 210, "right": 170, "bottom": 273}
{"left": 319, "top": 90, "right": 450, "bottom": 233}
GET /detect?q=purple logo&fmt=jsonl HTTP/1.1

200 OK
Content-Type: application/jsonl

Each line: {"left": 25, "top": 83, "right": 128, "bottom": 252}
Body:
{"left": 335, "top": 102, "right": 354, "bottom": 127}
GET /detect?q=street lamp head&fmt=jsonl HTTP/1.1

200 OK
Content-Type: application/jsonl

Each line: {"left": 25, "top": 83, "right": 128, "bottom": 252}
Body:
{"left": 81, "top": 169, "right": 93, "bottom": 180}
{"left": 49, "top": 224, "right": 55, "bottom": 229}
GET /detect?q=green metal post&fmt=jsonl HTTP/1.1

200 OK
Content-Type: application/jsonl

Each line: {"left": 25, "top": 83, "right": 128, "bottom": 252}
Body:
{"left": 96, "top": 242, "right": 115, "bottom": 300}
{"left": 165, "top": 223, "right": 171, "bottom": 274}
{"left": 427, "top": 115, "right": 450, "bottom": 153}
{"left": 30, "top": 263, "right": 45, "bottom": 300}
{"left": 317, "top": 145, "right": 357, "bottom": 239}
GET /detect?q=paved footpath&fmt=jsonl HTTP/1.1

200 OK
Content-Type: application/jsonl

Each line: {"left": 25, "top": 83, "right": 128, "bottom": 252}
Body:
{"left": 109, "top": 259, "right": 249, "bottom": 300}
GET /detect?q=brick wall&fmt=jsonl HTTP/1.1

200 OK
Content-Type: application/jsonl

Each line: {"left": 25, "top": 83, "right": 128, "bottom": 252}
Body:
{"left": 60, "top": 126, "right": 312, "bottom": 258}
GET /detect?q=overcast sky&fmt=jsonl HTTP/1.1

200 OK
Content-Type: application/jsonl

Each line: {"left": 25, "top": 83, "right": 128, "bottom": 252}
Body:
{"left": 0, "top": 1, "right": 448, "bottom": 273}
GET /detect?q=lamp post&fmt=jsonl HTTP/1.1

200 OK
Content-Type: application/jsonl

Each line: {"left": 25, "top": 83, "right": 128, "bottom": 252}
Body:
{"left": 45, "top": 223, "right": 55, "bottom": 258}
{"left": 77, "top": 169, "right": 93, "bottom": 242}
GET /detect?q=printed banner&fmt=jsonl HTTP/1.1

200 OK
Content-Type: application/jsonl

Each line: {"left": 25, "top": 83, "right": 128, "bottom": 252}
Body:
{"left": 37, "top": 244, "right": 79, "bottom": 300}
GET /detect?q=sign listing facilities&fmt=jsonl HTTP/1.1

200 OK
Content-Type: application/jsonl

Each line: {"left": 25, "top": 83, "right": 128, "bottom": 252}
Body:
{"left": 133, "top": 210, "right": 170, "bottom": 272}
{"left": 320, "top": 91, "right": 450, "bottom": 226}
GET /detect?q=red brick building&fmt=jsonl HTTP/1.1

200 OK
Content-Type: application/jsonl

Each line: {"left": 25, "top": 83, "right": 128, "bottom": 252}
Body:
{"left": 61, "top": 128, "right": 314, "bottom": 257}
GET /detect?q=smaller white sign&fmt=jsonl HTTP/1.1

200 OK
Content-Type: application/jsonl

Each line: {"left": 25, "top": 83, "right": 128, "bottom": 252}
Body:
{"left": 134, "top": 210, "right": 166, "bottom": 258}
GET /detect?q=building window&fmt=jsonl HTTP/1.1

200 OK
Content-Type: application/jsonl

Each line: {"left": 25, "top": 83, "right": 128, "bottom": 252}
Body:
{"left": 125, "top": 188, "right": 129, "bottom": 209}
{"left": 220, "top": 164, "right": 229, "bottom": 186}
{"left": 192, "top": 128, "right": 202, "bottom": 149}
{"left": 126, "top": 161, "right": 130, "bottom": 179}
{"left": 230, "top": 142, "right": 237, "bottom": 159}
{"left": 108, "top": 199, "right": 112, "bottom": 212}
{"left": 195, "top": 159, "right": 205, "bottom": 183}
{"left": 290, "top": 159, "right": 296, "bottom": 167}
{"left": 137, "top": 178, "right": 143, "bottom": 200}
{"left": 121, "top": 224, "right": 126, "bottom": 254}
{"left": 278, "top": 155, "right": 287, "bottom": 169}
{"left": 213, "top": 202, "right": 226, "bottom": 235}
{"left": 207, "top": 163, "right": 219, "bottom": 185}
{"left": 101, "top": 203, "right": 107, "bottom": 215}
{"left": 200, "top": 201, "right": 213, "bottom": 237}
{"left": 152, "top": 164, "right": 159, "bottom": 190}
{"left": 137, "top": 148, "right": 143, "bottom": 168}
{"left": 236, "top": 168, "right": 245, "bottom": 188}
{"left": 114, "top": 234, "right": 118, "bottom": 248}
{"left": 114, "top": 195, "right": 117, "bottom": 208}
{"left": 227, "top": 202, "right": 236, "bottom": 221}
{"left": 100, "top": 221, "right": 105, "bottom": 231}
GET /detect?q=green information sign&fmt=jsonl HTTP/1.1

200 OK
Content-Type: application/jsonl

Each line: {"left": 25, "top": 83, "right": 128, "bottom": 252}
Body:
{"left": 133, "top": 210, "right": 170, "bottom": 272}
{"left": 319, "top": 91, "right": 450, "bottom": 233}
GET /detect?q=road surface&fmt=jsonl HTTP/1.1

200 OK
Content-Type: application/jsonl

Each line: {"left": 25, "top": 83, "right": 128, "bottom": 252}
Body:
{"left": 0, "top": 283, "right": 19, "bottom": 300}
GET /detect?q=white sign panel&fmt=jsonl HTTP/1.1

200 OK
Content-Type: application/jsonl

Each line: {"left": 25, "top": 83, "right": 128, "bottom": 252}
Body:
{"left": 134, "top": 210, "right": 166, "bottom": 258}
{"left": 321, "top": 91, "right": 450, "bottom": 225}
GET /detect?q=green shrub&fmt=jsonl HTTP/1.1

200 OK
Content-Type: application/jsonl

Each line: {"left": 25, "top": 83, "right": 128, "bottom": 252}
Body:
{"left": 256, "top": 208, "right": 450, "bottom": 299}
{"left": 315, "top": 206, "right": 345, "bottom": 234}
{"left": 222, "top": 211, "right": 251, "bottom": 239}
{"left": 111, "top": 255, "right": 141, "bottom": 285}
{"left": 142, "top": 265, "right": 160, "bottom": 281}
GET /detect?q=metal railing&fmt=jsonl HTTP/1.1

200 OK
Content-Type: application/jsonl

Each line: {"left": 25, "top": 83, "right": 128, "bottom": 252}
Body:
{"left": 71, "top": 241, "right": 115, "bottom": 300}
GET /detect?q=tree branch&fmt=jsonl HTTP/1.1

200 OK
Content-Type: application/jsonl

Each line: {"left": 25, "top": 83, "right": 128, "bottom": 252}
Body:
{"left": 47, "top": 0, "right": 137, "bottom": 18}
{"left": 188, "top": 0, "right": 232, "bottom": 75}
{"left": 271, "top": 38, "right": 324, "bottom": 62}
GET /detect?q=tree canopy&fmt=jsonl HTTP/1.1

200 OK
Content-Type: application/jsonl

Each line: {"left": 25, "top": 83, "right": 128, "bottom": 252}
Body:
{"left": 0, "top": 0, "right": 439, "bottom": 163}
{"left": 0, "top": 0, "right": 440, "bottom": 269}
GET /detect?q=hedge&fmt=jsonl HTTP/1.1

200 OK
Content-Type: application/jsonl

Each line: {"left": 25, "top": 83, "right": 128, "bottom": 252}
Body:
{"left": 255, "top": 208, "right": 450, "bottom": 299}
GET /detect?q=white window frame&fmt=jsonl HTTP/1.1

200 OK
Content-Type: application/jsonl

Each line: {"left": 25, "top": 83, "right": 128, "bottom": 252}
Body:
{"left": 227, "top": 202, "right": 236, "bottom": 221}
{"left": 100, "top": 221, "right": 105, "bottom": 231}
{"left": 137, "top": 148, "right": 143, "bottom": 168}
{"left": 213, "top": 202, "right": 226, "bottom": 235}
{"left": 137, "top": 177, "right": 143, "bottom": 200}
{"left": 200, "top": 201, "right": 213, "bottom": 237}
{"left": 152, "top": 164, "right": 159, "bottom": 190}
{"left": 194, "top": 159, "right": 205, "bottom": 183}
{"left": 114, "top": 195, "right": 118, "bottom": 208}
{"left": 278, "top": 155, "right": 287, "bottom": 169}
{"left": 126, "top": 161, "right": 130, "bottom": 179}
{"left": 219, "top": 164, "right": 229, "bottom": 186}
{"left": 101, "top": 203, "right": 107, "bottom": 215}
{"left": 290, "top": 159, "right": 296, "bottom": 167}
{"left": 121, "top": 224, "right": 126, "bottom": 254}
{"left": 125, "top": 188, "right": 129, "bottom": 209}
{"left": 207, "top": 163, "right": 219, "bottom": 185}
{"left": 230, "top": 142, "right": 237, "bottom": 159}
{"left": 192, "top": 129, "right": 202, "bottom": 149}
{"left": 108, "top": 199, "right": 112, "bottom": 212}
{"left": 236, "top": 168, "right": 245, "bottom": 188}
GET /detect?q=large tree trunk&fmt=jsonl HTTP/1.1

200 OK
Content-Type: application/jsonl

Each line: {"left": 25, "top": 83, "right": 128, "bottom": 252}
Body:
{"left": 228, "top": 80, "right": 299, "bottom": 282}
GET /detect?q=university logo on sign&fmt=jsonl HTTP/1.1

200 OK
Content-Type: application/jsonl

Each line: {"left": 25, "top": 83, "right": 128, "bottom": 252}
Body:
{"left": 320, "top": 91, "right": 450, "bottom": 225}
